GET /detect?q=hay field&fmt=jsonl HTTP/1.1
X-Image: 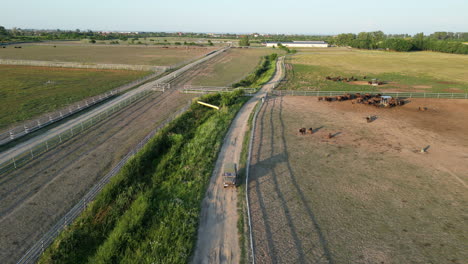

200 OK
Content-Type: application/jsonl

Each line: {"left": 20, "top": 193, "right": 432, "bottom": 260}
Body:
{"left": 0, "top": 65, "right": 149, "bottom": 129}
{"left": 281, "top": 48, "right": 468, "bottom": 93}
{"left": 0, "top": 45, "right": 216, "bottom": 66}
{"left": 190, "top": 48, "right": 283, "bottom": 86}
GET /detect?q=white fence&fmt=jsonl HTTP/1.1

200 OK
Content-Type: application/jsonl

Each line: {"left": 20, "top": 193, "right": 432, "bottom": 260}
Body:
{"left": 181, "top": 85, "right": 258, "bottom": 95}
{"left": 0, "top": 71, "right": 162, "bottom": 146}
{"left": 16, "top": 103, "right": 191, "bottom": 264}
{"left": 269, "top": 90, "right": 468, "bottom": 99}
{"left": 0, "top": 89, "right": 153, "bottom": 175}
{"left": 0, "top": 59, "right": 168, "bottom": 72}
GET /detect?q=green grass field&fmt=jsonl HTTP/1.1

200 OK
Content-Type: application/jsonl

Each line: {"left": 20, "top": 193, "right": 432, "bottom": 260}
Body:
{"left": 0, "top": 65, "right": 150, "bottom": 129}
{"left": 0, "top": 45, "right": 216, "bottom": 66}
{"left": 280, "top": 48, "right": 468, "bottom": 93}
{"left": 190, "top": 48, "right": 283, "bottom": 86}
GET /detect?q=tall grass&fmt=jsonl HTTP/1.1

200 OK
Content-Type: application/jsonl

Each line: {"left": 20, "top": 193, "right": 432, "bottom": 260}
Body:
{"left": 39, "top": 92, "right": 249, "bottom": 264}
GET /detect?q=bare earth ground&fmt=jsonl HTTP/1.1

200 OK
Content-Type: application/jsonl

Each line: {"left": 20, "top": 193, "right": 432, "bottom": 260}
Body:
{"left": 192, "top": 57, "right": 284, "bottom": 264}
{"left": 0, "top": 53, "right": 234, "bottom": 263}
{"left": 248, "top": 96, "right": 467, "bottom": 264}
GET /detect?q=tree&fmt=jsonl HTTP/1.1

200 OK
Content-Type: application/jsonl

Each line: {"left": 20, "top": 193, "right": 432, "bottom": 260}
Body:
{"left": 239, "top": 35, "right": 250, "bottom": 46}
{"left": 89, "top": 39, "right": 96, "bottom": 44}
{"left": 208, "top": 40, "right": 213, "bottom": 46}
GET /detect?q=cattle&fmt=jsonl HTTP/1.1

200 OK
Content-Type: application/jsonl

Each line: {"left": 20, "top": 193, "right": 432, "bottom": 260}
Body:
{"left": 368, "top": 81, "right": 372, "bottom": 85}
{"left": 318, "top": 96, "right": 324, "bottom": 101}
{"left": 327, "top": 133, "right": 333, "bottom": 139}
{"left": 299, "top": 128, "right": 306, "bottom": 135}
{"left": 307, "top": 128, "right": 313, "bottom": 134}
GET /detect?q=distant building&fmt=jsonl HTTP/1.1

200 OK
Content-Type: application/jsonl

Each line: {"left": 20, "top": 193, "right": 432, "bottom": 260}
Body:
{"left": 264, "top": 41, "right": 329, "bottom": 48}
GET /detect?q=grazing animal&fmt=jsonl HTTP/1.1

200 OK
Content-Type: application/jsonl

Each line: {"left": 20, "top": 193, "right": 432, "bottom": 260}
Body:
{"left": 327, "top": 133, "right": 333, "bottom": 139}
{"left": 299, "top": 128, "right": 306, "bottom": 135}
{"left": 308, "top": 128, "right": 313, "bottom": 134}
{"left": 366, "top": 116, "right": 373, "bottom": 123}
{"left": 368, "top": 81, "right": 372, "bottom": 85}
{"left": 318, "top": 96, "right": 323, "bottom": 102}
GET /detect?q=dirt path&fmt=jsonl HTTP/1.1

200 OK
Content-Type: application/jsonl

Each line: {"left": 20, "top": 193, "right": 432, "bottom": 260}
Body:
{"left": 192, "top": 57, "right": 284, "bottom": 264}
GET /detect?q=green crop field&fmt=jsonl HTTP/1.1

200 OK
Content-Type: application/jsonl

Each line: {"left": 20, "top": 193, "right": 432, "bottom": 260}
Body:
{"left": 190, "top": 48, "right": 283, "bottom": 86}
{"left": 0, "top": 45, "right": 217, "bottom": 66}
{"left": 280, "top": 47, "right": 468, "bottom": 93}
{"left": 0, "top": 65, "right": 150, "bottom": 130}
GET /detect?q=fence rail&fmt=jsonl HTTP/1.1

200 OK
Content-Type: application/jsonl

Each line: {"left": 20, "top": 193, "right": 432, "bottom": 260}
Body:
{"left": 0, "top": 89, "right": 155, "bottom": 175}
{"left": 269, "top": 90, "right": 468, "bottom": 99}
{"left": 0, "top": 59, "right": 168, "bottom": 72}
{"left": 16, "top": 102, "right": 191, "bottom": 264}
{"left": 181, "top": 86, "right": 258, "bottom": 95}
{"left": 0, "top": 71, "right": 163, "bottom": 146}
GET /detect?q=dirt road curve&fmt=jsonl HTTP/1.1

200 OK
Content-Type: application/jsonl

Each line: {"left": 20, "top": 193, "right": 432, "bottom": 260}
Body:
{"left": 192, "top": 57, "right": 284, "bottom": 264}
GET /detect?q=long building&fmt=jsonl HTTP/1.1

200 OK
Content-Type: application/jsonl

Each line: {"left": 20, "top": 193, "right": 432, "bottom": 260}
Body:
{"left": 264, "top": 40, "right": 329, "bottom": 48}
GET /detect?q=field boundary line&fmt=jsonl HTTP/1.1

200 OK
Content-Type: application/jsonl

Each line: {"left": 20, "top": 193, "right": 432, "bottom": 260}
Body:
{"left": 16, "top": 102, "right": 191, "bottom": 264}
{"left": 245, "top": 56, "right": 286, "bottom": 263}
{"left": 0, "top": 59, "right": 168, "bottom": 72}
{"left": 245, "top": 98, "right": 264, "bottom": 264}
{"left": 269, "top": 90, "right": 468, "bottom": 99}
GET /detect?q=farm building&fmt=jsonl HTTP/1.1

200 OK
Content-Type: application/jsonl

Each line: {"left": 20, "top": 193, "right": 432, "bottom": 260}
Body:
{"left": 264, "top": 41, "right": 329, "bottom": 48}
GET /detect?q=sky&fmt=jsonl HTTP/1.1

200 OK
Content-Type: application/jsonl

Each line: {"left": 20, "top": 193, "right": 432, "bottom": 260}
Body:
{"left": 2, "top": 0, "right": 467, "bottom": 34}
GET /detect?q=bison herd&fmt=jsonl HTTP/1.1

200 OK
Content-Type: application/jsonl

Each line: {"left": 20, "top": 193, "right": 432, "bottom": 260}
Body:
{"left": 318, "top": 93, "right": 405, "bottom": 108}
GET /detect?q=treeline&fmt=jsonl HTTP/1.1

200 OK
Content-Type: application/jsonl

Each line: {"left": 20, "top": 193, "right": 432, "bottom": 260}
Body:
{"left": 233, "top": 53, "right": 278, "bottom": 88}
{"left": 0, "top": 26, "right": 237, "bottom": 43}
{"left": 331, "top": 31, "right": 468, "bottom": 54}
{"left": 39, "top": 91, "right": 248, "bottom": 264}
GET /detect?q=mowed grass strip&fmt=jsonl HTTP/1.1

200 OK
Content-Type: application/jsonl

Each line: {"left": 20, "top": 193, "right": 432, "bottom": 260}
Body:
{"left": 39, "top": 91, "right": 248, "bottom": 264}
{"left": 281, "top": 48, "right": 468, "bottom": 92}
{"left": 190, "top": 48, "right": 283, "bottom": 86}
{"left": 0, "top": 45, "right": 216, "bottom": 66}
{"left": 0, "top": 65, "right": 150, "bottom": 129}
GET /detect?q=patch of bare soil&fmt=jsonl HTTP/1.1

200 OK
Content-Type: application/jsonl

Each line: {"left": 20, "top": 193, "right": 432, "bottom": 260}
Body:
{"left": 249, "top": 95, "right": 467, "bottom": 264}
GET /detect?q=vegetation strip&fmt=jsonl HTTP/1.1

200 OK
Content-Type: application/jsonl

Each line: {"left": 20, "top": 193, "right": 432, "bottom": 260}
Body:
{"left": 38, "top": 92, "right": 248, "bottom": 264}
{"left": 232, "top": 53, "right": 278, "bottom": 88}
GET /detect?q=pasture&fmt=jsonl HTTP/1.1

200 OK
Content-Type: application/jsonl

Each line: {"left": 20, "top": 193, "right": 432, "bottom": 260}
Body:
{"left": 248, "top": 95, "right": 468, "bottom": 263}
{"left": 0, "top": 65, "right": 149, "bottom": 130}
{"left": 190, "top": 48, "right": 283, "bottom": 86}
{"left": 0, "top": 45, "right": 216, "bottom": 66}
{"left": 280, "top": 48, "right": 468, "bottom": 93}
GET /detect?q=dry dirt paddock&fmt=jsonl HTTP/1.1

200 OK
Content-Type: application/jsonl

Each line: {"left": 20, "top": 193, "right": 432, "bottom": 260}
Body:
{"left": 248, "top": 95, "right": 467, "bottom": 264}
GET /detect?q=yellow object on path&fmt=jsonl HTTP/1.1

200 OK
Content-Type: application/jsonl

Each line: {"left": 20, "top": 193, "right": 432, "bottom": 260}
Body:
{"left": 197, "top": 101, "right": 220, "bottom": 110}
